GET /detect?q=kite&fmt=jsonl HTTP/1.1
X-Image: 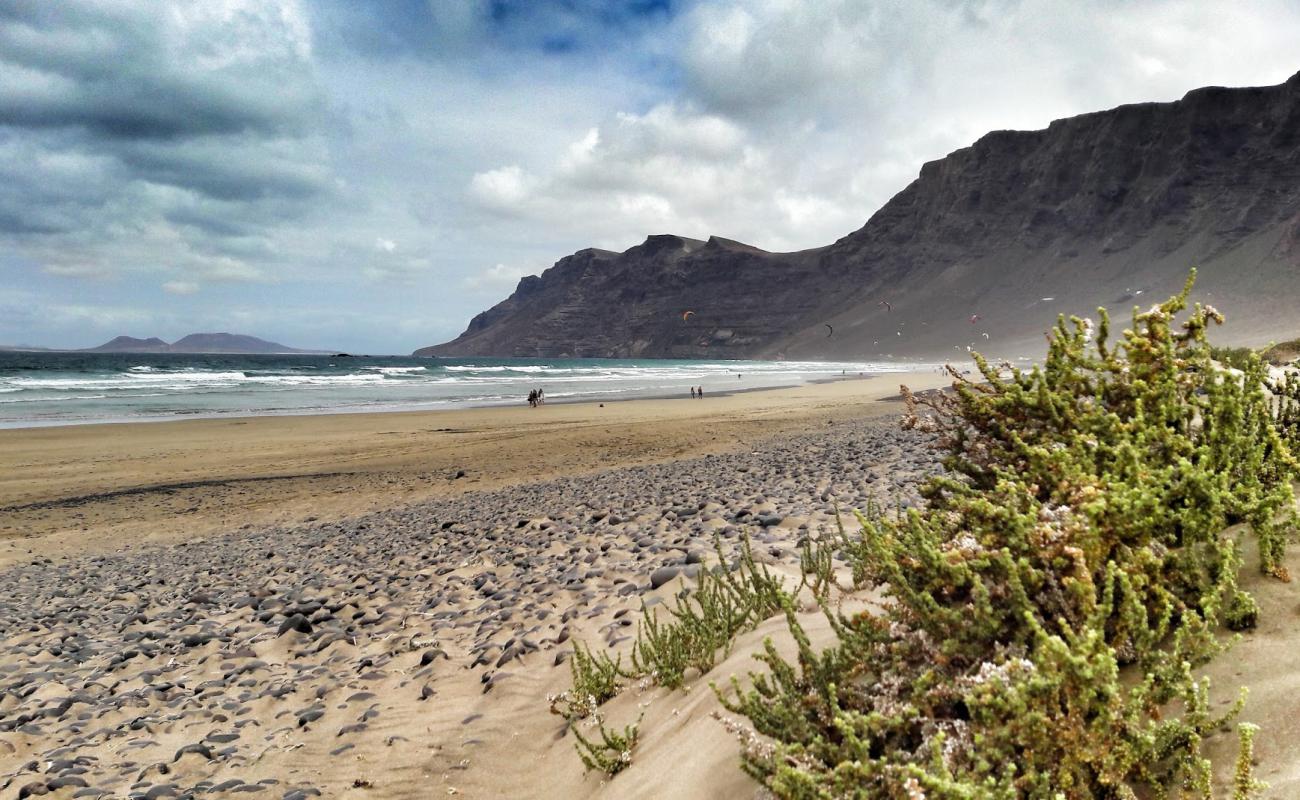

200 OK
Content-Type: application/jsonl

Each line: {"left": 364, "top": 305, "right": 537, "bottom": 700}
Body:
{"left": 681, "top": 310, "right": 696, "bottom": 322}
{"left": 824, "top": 324, "right": 834, "bottom": 338}
{"left": 982, "top": 332, "right": 990, "bottom": 339}
{"left": 878, "top": 300, "right": 892, "bottom": 312}
{"left": 969, "top": 314, "right": 982, "bottom": 324}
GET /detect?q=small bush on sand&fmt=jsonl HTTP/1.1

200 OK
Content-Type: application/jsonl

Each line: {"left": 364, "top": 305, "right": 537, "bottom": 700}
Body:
{"left": 631, "top": 538, "right": 787, "bottom": 689}
{"left": 549, "top": 642, "right": 625, "bottom": 721}
{"left": 1210, "top": 345, "right": 1257, "bottom": 370}
{"left": 573, "top": 711, "right": 643, "bottom": 777}
{"left": 716, "top": 272, "right": 1291, "bottom": 797}
{"left": 556, "top": 537, "right": 789, "bottom": 777}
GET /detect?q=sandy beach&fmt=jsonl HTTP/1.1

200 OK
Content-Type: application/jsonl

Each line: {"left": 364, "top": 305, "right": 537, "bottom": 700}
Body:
{"left": 0, "top": 374, "right": 948, "bottom": 570}
{"left": 3, "top": 370, "right": 1297, "bottom": 799}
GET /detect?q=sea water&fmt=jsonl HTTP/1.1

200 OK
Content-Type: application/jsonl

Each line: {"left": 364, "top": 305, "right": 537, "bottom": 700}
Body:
{"left": 0, "top": 352, "right": 935, "bottom": 428}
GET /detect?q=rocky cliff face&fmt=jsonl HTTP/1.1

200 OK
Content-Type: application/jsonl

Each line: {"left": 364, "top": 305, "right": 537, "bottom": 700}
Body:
{"left": 420, "top": 236, "right": 822, "bottom": 359}
{"left": 421, "top": 72, "right": 1300, "bottom": 360}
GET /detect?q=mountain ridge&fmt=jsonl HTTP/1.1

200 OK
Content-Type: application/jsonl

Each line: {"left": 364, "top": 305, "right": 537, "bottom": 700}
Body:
{"left": 420, "top": 71, "right": 1300, "bottom": 361}
{"left": 83, "top": 333, "right": 330, "bottom": 354}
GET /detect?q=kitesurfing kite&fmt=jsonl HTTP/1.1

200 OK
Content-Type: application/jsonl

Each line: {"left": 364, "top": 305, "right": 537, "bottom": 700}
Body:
{"left": 681, "top": 310, "right": 696, "bottom": 322}
{"left": 824, "top": 324, "right": 834, "bottom": 338}
{"left": 878, "top": 301, "right": 892, "bottom": 312}
{"left": 969, "top": 314, "right": 982, "bottom": 324}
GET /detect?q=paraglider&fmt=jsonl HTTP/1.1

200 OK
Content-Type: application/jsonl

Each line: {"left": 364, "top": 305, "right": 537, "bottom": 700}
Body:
{"left": 878, "top": 301, "right": 892, "bottom": 312}
{"left": 681, "top": 310, "right": 695, "bottom": 322}
{"left": 824, "top": 324, "right": 834, "bottom": 338}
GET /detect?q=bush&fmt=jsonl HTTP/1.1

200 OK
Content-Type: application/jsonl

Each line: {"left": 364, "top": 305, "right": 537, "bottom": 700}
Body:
{"left": 573, "top": 712, "right": 642, "bottom": 777}
{"left": 555, "top": 537, "right": 789, "bottom": 777}
{"left": 549, "top": 641, "right": 625, "bottom": 721}
{"left": 631, "top": 538, "right": 787, "bottom": 689}
{"left": 716, "top": 272, "right": 1292, "bottom": 797}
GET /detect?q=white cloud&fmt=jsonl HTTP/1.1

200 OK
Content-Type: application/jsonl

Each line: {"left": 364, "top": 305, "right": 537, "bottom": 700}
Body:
{"left": 461, "top": 263, "right": 533, "bottom": 291}
{"left": 47, "top": 303, "right": 153, "bottom": 329}
{"left": 162, "top": 281, "right": 201, "bottom": 295}
{"left": 463, "top": 102, "right": 866, "bottom": 251}
{"left": 469, "top": 165, "right": 535, "bottom": 211}
{"left": 375, "top": 237, "right": 396, "bottom": 252}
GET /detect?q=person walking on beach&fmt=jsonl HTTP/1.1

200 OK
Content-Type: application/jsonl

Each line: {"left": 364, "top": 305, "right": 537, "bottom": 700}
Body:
{"left": 690, "top": 386, "right": 697, "bottom": 398}
{"left": 537, "top": 388, "right": 545, "bottom": 405}
{"left": 528, "top": 389, "right": 537, "bottom": 408}
{"left": 697, "top": 385, "right": 704, "bottom": 398}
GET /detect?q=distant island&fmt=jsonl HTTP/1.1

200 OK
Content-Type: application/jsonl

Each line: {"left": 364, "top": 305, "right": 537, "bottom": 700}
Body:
{"left": 83, "top": 333, "right": 331, "bottom": 355}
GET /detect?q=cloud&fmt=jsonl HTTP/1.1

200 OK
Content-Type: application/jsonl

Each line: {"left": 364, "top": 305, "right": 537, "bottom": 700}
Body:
{"left": 464, "top": 102, "right": 866, "bottom": 251}
{"left": 0, "top": 0, "right": 329, "bottom": 290}
{"left": 45, "top": 303, "right": 154, "bottom": 330}
{"left": 162, "top": 281, "right": 200, "bottom": 295}
{"left": 4, "top": 0, "right": 1300, "bottom": 354}
{"left": 0, "top": 1, "right": 319, "bottom": 140}
{"left": 461, "top": 263, "right": 533, "bottom": 291}
{"left": 469, "top": 165, "right": 536, "bottom": 211}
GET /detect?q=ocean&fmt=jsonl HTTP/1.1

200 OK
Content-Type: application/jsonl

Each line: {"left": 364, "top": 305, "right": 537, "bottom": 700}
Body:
{"left": 0, "top": 352, "right": 935, "bottom": 429}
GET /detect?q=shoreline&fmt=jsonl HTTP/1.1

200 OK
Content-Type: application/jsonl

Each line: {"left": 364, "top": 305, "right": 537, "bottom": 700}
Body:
{"left": 0, "top": 371, "right": 951, "bottom": 569}
{"left": 0, "top": 370, "right": 929, "bottom": 432}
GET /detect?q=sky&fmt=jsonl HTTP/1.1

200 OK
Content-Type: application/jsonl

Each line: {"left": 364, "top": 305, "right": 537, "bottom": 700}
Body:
{"left": 2, "top": 1, "right": 1299, "bottom": 353}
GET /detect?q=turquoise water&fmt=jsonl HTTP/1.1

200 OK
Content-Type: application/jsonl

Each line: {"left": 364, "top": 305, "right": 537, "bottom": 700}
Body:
{"left": 0, "top": 352, "right": 936, "bottom": 428}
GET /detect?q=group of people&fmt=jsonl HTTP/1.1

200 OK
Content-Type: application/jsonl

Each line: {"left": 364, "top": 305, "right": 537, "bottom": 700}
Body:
{"left": 689, "top": 385, "right": 704, "bottom": 398}
{"left": 527, "top": 387, "right": 545, "bottom": 407}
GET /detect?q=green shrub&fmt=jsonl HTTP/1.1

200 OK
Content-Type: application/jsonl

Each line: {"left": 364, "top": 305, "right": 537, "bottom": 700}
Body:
{"left": 556, "top": 536, "right": 790, "bottom": 777}
{"left": 1233, "top": 723, "right": 1265, "bottom": 800}
{"left": 573, "top": 712, "right": 642, "bottom": 777}
{"left": 1211, "top": 345, "right": 1256, "bottom": 370}
{"left": 549, "top": 641, "right": 626, "bottom": 721}
{"left": 716, "top": 271, "right": 1295, "bottom": 797}
{"left": 631, "top": 537, "right": 787, "bottom": 689}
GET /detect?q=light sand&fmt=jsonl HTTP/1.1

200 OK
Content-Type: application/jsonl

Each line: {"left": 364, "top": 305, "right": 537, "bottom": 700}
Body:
{"left": 0, "top": 373, "right": 948, "bottom": 569}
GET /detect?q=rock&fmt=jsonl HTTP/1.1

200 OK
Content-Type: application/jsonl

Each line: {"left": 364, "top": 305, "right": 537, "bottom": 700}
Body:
{"left": 649, "top": 566, "right": 680, "bottom": 589}
{"left": 277, "top": 614, "right": 312, "bottom": 636}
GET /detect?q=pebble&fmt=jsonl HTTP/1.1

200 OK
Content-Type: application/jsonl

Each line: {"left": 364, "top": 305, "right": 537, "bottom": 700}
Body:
{"left": 0, "top": 416, "right": 937, "bottom": 797}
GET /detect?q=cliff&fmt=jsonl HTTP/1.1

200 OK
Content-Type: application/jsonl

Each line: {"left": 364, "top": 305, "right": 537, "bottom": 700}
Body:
{"left": 421, "top": 72, "right": 1300, "bottom": 360}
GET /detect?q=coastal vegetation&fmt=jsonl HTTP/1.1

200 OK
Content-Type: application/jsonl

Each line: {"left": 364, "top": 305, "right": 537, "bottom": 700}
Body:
{"left": 552, "top": 539, "right": 787, "bottom": 773}
{"left": 559, "top": 271, "right": 1297, "bottom": 796}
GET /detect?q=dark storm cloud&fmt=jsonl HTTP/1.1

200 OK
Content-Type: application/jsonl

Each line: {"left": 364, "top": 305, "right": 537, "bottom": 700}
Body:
{"left": 0, "top": 0, "right": 330, "bottom": 282}
{"left": 113, "top": 137, "right": 332, "bottom": 202}
{"left": 0, "top": 1, "right": 321, "bottom": 140}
